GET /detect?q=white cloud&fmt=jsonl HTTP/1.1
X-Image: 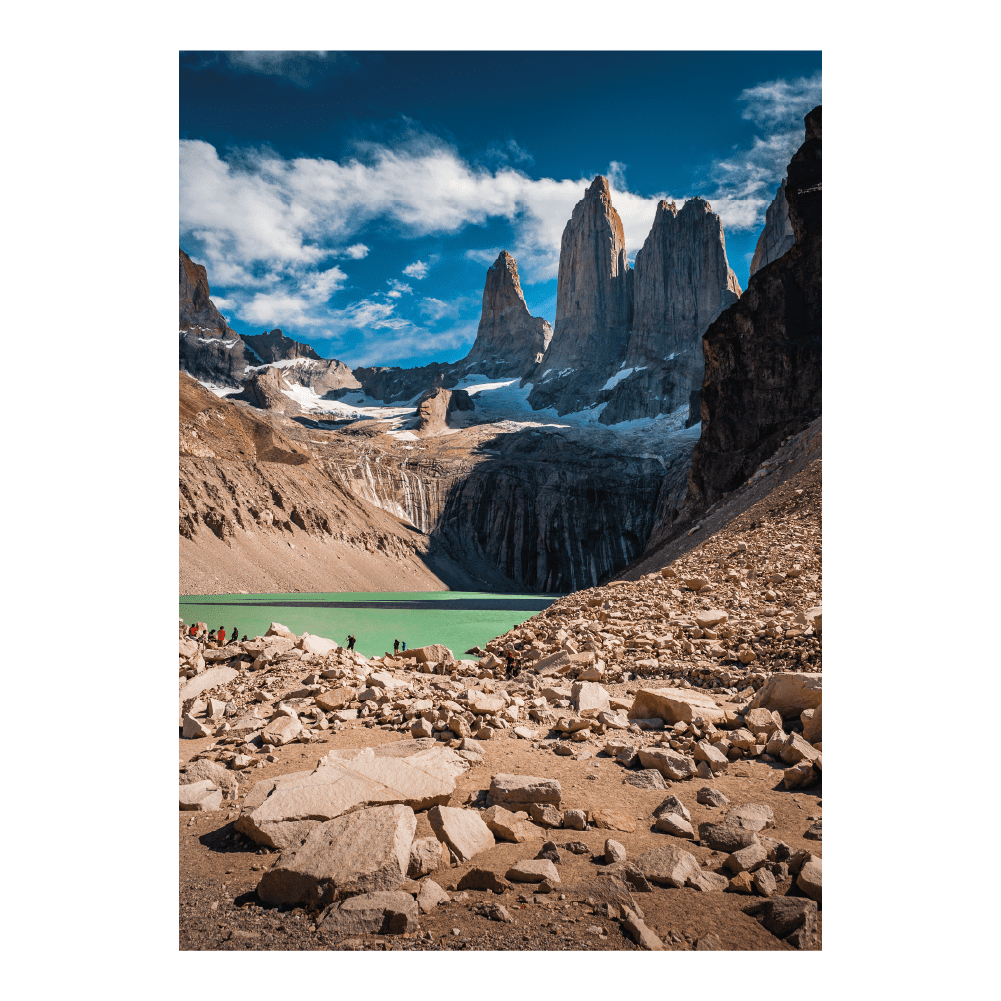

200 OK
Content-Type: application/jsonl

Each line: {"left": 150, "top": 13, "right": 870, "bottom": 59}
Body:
{"left": 403, "top": 260, "right": 428, "bottom": 279}
{"left": 385, "top": 279, "right": 413, "bottom": 299}
{"left": 739, "top": 72, "right": 823, "bottom": 130}
{"left": 342, "top": 243, "right": 369, "bottom": 259}
{"left": 209, "top": 296, "right": 235, "bottom": 311}
{"left": 418, "top": 296, "right": 475, "bottom": 322}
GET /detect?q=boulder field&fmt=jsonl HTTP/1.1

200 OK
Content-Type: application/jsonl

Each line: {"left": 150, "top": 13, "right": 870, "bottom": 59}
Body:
{"left": 179, "top": 458, "right": 821, "bottom": 952}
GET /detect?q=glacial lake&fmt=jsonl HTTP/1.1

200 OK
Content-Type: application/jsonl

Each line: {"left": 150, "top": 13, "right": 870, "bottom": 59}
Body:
{"left": 178, "top": 591, "right": 562, "bottom": 660}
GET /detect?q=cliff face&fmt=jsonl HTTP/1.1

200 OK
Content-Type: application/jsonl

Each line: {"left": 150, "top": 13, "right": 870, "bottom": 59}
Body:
{"left": 528, "top": 177, "right": 633, "bottom": 415}
{"left": 242, "top": 328, "right": 323, "bottom": 363}
{"left": 432, "top": 430, "right": 693, "bottom": 592}
{"left": 179, "top": 248, "right": 260, "bottom": 387}
{"left": 599, "top": 197, "right": 741, "bottom": 425}
{"left": 749, "top": 179, "right": 796, "bottom": 277}
{"left": 682, "top": 106, "right": 822, "bottom": 518}
{"left": 463, "top": 251, "right": 552, "bottom": 379}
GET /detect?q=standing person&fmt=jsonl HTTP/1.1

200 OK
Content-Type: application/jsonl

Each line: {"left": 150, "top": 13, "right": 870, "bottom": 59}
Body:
{"left": 393, "top": 638, "right": 400, "bottom": 655}
{"left": 217, "top": 627, "right": 226, "bottom": 647}
{"left": 347, "top": 634, "right": 356, "bottom": 651}
{"left": 232, "top": 627, "right": 239, "bottom": 646}
{"left": 401, "top": 640, "right": 406, "bottom": 652}
{"left": 505, "top": 652, "right": 515, "bottom": 680}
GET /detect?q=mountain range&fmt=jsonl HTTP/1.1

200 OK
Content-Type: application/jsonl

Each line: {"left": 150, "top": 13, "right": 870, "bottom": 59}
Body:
{"left": 179, "top": 106, "right": 821, "bottom": 595}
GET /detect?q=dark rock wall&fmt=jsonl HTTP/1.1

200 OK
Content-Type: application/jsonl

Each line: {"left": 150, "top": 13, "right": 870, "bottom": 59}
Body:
{"left": 682, "top": 105, "right": 822, "bottom": 518}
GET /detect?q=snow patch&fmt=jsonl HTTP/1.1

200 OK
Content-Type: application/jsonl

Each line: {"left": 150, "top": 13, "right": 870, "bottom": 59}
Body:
{"left": 601, "top": 366, "right": 646, "bottom": 391}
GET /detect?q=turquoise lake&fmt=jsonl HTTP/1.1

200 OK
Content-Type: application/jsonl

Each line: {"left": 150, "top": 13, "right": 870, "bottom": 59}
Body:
{"left": 178, "top": 592, "right": 562, "bottom": 659}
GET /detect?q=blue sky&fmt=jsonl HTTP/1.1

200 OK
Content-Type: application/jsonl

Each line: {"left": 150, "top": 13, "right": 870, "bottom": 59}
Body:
{"left": 180, "top": 51, "right": 821, "bottom": 369}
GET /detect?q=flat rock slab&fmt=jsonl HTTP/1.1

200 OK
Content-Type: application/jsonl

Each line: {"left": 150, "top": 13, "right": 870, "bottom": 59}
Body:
{"left": 748, "top": 672, "right": 822, "bottom": 716}
{"left": 628, "top": 688, "right": 726, "bottom": 725}
{"left": 637, "top": 747, "right": 697, "bottom": 781}
{"left": 725, "top": 804, "right": 775, "bottom": 832}
{"left": 468, "top": 694, "right": 506, "bottom": 715}
{"left": 506, "top": 859, "right": 560, "bottom": 884}
{"left": 622, "top": 769, "right": 668, "bottom": 790}
{"left": 489, "top": 773, "right": 562, "bottom": 807}
{"left": 533, "top": 651, "right": 571, "bottom": 675}
{"left": 321, "top": 891, "right": 419, "bottom": 937}
{"left": 315, "top": 688, "right": 355, "bottom": 712}
{"left": 256, "top": 804, "right": 416, "bottom": 907}
{"left": 261, "top": 714, "right": 302, "bottom": 746}
{"left": 179, "top": 780, "right": 221, "bottom": 811}
{"left": 591, "top": 810, "right": 636, "bottom": 833}
{"left": 428, "top": 806, "right": 495, "bottom": 863}
{"left": 633, "top": 846, "right": 701, "bottom": 888}
{"left": 236, "top": 743, "right": 467, "bottom": 849}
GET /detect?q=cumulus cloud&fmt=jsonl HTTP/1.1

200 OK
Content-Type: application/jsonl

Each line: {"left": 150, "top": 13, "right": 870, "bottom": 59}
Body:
{"left": 403, "top": 260, "right": 428, "bottom": 279}
{"left": 386, "top": 279, "right": 413, "bottom": 299}
{"left": 341, "top": 243, "right": 369, "bottom": 259}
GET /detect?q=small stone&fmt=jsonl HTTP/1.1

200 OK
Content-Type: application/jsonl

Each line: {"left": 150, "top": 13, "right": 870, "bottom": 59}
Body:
{"left": 696, "top": 786, "right": 728, "bottom": 808}
{"left": 725, "top": 803, "right": 775, "bottom": 833}
{"left": 686, "top": 870, "right": 729, "bottom": 892}
{"left": 752, "top": 868, "right": 777, "bottom": 897}
{"left": 506, "top": 859, "right": 560, "bottom": 884}
{"left": 528, "top": 803, "right": 563, "bottom": 828}
{"left": 622, "top": 769, "right": 668, "bottom": 790}
{"left": 727, "top": 871, "right": 754, "bottom": 894}
{"left": 428, "top": 806, "right": 495, "bottom": 864}
{"left": 407, "top": 837, "right": 443, "bottom": 879}
{"left": 562, "top": 809, "right": 587, "bottom": 831}
{"left": 725, "top": 843, "right": 769, "bottom": 875}
{"left": 605, "top": 839, "right": 627, "bottom": 863}
{"left": 804, "top": 819, "right": 822, "bottom": 840}
{"left": 797, "top": 855, "right": 822, "bottom": 902}
{"left": 698, "top": 822, "right": 759, "bottom": 853}
{"left": 621, "top": 908, "right": 664, "bottom": 950}
{"left": 653, "top": 795, "right": 692, "bottom": 823}
{"left": 655, "top": 813, "right": 694, "bottom": 839}
{"left": 416, "top": 879, "right": 450, "bottom": 913}
{"left": 457, "top": 867, "right": 511, "bottom": 893}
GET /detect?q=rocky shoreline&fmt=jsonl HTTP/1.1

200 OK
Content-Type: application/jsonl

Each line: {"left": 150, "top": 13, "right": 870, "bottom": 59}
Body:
{"left": 179, "top": 456, "right": 821, "bottom": 951}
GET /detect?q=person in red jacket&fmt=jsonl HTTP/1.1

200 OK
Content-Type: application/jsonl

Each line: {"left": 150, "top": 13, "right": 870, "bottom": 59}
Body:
{"left": 217, "top": 627, "right": 226, "bottom": 646}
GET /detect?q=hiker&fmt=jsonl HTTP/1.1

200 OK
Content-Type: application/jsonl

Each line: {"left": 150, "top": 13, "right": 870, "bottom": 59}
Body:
{"left": 393, "top": 639, "right": 400, "bottom": 655}
{"left": 402, "top": 640, "right": 406, "bottom": 652}
{"left": 207, "top": 629, "right": 217, "bottom": 646}
{"left": 217, "top": 627, "right": 226, "bottom": 646}
{"left": 505, "top": 652, "right": 515, "bottom": 679}
{"left": 188, "top": 623, "right": 198, "bottom": 638}
{"left": 347, "top": 634, "right": 356, "bottom": 651}
{"left": 232, "top": 627, "right": 239, "bottom": 645}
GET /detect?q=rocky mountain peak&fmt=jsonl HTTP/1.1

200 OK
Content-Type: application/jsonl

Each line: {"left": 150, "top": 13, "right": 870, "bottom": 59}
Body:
{"left": 462, "top": 251, "right": 552, "bottom": 380}
{"left": 598, "top": 196, "right": 741, "bottom": 425}
{"left": 527, "top": 175, "right": 632, "bottom": 414}
{"left": 243, "top": 329, "right": 323, "bottom": 364}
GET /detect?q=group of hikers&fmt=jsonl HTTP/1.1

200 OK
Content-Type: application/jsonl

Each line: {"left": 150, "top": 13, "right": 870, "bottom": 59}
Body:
{"left": 182, "top": 621, "right": 245, "bottom": 648}
{"left": 392, "top": 639, "right": 408, "bottom": 654}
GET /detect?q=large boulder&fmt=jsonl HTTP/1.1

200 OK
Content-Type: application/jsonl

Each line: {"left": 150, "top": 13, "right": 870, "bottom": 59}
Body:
{"left": 236, "top": 742, "right": 467, "bottom": 849}
{"left": 748, "top": 672, "right": 822, "bottom": 718}
{"left": 256, "top": 804, "right": 416, "bottom": 907}
{"left": 803, "top": 702, "right": 822, "bottom": 743}
{"left": 488, "top": 773, "right": 562, "bottom": 807}
{"left": 297, "top": 633, "right": 339, "bottom": 656}
{"left": 261, "top": 714, "right": 303, "bottom": 746}
{"left": 428, "top": 806, "right": 495, "bottom": 863}
{"left": 637, "top": 747, "right": 697, "bottom": 781}
{"left": 315, "top": 687, "right": 355, "bottom": 712}
{"left": 180, "top": 759, "right": 239, "bottom": 800}
{"left": 321, "top": 891, "right": 419, "bottom": 936}
{"left": 633, "top": 846, "right": 701, "bottom": 888}
{"left": 179, "top": 780, "right": 222, "bottom": 811}
{"left": 571, "top": 681, "right": 610, "bottom": 712}
{"left": 178, "top": 666, "right": 239, "bottom": 709}
{"left": 628, "top": 688, "right": 726, "bottom": 725}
